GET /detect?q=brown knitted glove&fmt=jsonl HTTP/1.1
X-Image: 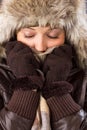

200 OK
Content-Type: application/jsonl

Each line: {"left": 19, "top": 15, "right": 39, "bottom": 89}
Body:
{"left": 6, "top": 41, "right": 40, "bottom": 78}
{"left": 5, "top": 41, "right": 43, "bottom": 124}
{"left": 6, "top": 41, "right": 43, "bottom": 90}
{"left": 43, "top": 44, "right": 73, "bottom": 96}
{"left": 42, "top": 44, "right": 81, "bottom": 128}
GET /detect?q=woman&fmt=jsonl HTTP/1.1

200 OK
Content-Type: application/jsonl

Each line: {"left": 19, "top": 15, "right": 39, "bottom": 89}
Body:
{"left": 0, "top": 0, "right": 87, "bottom": 130}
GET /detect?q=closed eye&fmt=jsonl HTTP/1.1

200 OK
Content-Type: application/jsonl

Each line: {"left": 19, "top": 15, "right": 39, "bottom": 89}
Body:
{"left": 24, "top": 35, "right": 35, "bottom": 38}
{"left": 47, "top": 35, "right": 59, "bottom": 39}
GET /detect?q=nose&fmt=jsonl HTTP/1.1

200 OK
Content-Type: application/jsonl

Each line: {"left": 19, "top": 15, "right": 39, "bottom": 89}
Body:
{"left": 35, "top": 35, "right": 47, "bottom": 52}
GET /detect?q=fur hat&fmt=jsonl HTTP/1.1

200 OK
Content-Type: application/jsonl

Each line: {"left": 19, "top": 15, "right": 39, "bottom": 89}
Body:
{"left": 0, "top": 0, "right": 87, "bottom": 68}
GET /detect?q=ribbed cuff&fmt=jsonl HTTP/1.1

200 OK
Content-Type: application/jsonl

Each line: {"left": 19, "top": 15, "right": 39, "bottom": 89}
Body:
{"left": 47, "top": 94, "right": 81, "bottom": 122}
{"left": 7, "top": 90, "right": 40, "bottom": 120}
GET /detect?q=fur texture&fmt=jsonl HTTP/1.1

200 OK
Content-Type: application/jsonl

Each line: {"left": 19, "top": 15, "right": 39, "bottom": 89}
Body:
{"left": 0, "top": 0, "right": 87, "bottom": 68}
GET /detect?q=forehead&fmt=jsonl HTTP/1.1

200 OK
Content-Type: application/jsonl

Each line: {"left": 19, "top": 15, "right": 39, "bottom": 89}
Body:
{"left": 19, "top": 26, "right": 65, "bottom": 33}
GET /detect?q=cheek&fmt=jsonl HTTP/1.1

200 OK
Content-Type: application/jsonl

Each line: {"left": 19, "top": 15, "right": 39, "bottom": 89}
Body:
{"left": 55, "top": 33, "right": 65, "bottom": 46}
{"left": 48, "top": 38, "right": 65, "bottom": 48}
{"left": 17, "top": 31, "right": 34, "bottom": 48}
{"left": 56, "top": 37, "right": 65, "bottom": 46}
{"left": 47, "top": 33, "right": 65, "bottom": 48}
{"left": 17, "top": 35, "right": 34, "bottom": 48}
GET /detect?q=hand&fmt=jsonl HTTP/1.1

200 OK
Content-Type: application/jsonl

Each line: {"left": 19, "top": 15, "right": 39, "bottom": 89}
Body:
{"left": 42, "top": 44, "right": 73, "bottom": 98}
{"left": 43, "top": 44, "right": 73, "bottom": 82}
{"left": 42, "top": 45, "right": 80, "bottom": 125}
{"left": 6, "top": 41, "right": 40, "bottom": 78}
{"left": 5, "top": 41, "right": 43, "bottom": 122}
{"left": 6, "top": 41, "right": 43, "bottom": 90}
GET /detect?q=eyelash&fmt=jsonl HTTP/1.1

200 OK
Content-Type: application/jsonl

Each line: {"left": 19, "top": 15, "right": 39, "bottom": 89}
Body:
{"left": 25, "top": 35, "right": 59, "bottom": 39}
{"left": 25, "top": 35, "right": 34, "bottom": 38}
{"left": 47, "top": 35, "right": 58, "bottom": 39}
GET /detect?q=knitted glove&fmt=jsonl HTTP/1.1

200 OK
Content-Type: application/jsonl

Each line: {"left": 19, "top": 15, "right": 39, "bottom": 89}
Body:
{"left": 5, "top": 41, "right": 43, "bottom": 124}
{"left": 43, "top": 44, "right": 74, "bottom": 95}
{"left": 43, "top": 44, "right": 73, "bottom": 82}
{"left": 6, "top": 41, "right": 40, "bottom": 78}
{"left": 6, "top": 41, "right": 43, "bottom": 89}
{"left": 42, "top": 44, "right": 81, "bottom": 128}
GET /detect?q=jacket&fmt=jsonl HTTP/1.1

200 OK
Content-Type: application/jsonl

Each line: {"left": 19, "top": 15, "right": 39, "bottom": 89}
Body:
{"left": 0, "top": 56, "right": 86, "bottom": 130}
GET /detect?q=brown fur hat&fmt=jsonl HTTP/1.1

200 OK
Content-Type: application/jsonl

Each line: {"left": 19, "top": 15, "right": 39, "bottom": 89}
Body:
{"left": 0, "top": 0, "right": 87, "bottom": 68}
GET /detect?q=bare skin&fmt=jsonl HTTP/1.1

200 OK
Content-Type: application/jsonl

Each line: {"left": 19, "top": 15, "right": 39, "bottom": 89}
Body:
{"left": 17, "top": 26, "right": 65, "bottom": 53}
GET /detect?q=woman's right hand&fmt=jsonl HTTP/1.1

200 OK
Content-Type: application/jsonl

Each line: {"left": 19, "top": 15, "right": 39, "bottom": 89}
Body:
{"left": 6, "top": 41, "right": 40, "bottom": 78}
{"left": 6, "top": 41, "right": 43, "bottom": 90}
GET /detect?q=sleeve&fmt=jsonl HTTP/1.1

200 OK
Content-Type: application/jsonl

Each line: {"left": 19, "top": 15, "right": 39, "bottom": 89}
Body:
{"left": 46, "top": 69, "right": 87, "bottom": 130}
{"left": 0, "top": 91, "right": 40, "bottom": 130}
{"left": 0, "top": 65, "right": 40, "bottom": 130}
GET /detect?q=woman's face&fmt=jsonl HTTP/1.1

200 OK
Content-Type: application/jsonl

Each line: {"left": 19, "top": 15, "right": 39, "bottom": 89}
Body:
{"left": 17, "top": 26, "right": 65, "bottom": 53}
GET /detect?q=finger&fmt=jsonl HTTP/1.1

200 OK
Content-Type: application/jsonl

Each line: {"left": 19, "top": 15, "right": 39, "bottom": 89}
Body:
{"left": 52, "top": 44, "right": 72, "bottom": 58}
{"left": 5, "top": 41, "right": 16, "bottom": 55}
{"left": 12, "top": 41, "right": 29, "bottom": 52}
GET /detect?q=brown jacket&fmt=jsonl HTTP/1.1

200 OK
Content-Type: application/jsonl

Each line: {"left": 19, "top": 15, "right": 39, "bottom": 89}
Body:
{"left": 0, "top": 62, "right": 86, "bottom": 130}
